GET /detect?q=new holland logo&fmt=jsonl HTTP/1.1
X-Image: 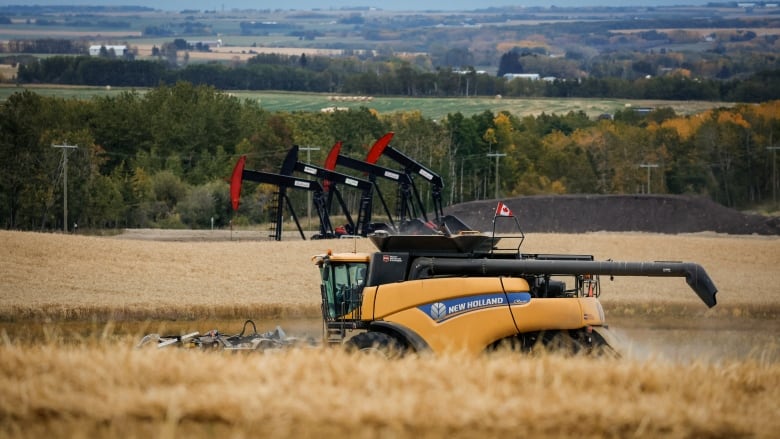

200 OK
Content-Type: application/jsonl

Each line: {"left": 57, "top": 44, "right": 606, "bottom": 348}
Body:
{"left": 429, "top": 302, "right": 447, "bottom": 320}
{"left": 418, "top": 293, "right": 531, "bottom": 322}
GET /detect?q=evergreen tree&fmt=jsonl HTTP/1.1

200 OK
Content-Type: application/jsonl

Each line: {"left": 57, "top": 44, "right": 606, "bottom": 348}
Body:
{"left": 497, "top": 51, "right": 523, "bottom": 77}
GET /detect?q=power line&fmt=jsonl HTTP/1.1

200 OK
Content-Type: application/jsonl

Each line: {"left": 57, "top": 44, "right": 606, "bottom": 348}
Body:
{"left": 768, "top": 146, "right": 780, "bottom": 206}
{"left": 638, "top": 163, "right": 659, "bottom": 194}
{"left": 487, "top": 152, "right": 506, "bottom": 199}
{"left": 52, "top": 143, "right": 78, "bottom": 232}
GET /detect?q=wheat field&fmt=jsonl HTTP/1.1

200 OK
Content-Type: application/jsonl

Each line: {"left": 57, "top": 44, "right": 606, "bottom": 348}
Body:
{"left": 1, "top": 230, "right": 778, "bottom": 320}
{"left": 1, "top": 230, "right": 779, "bottom": 438}
{"left": 0, "top": 344, "right": 778, "bottom": 439}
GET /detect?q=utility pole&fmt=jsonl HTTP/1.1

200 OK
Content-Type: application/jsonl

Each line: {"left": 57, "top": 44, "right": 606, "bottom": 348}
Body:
{"left": 768, "top": 146, "right": 780, "bottom": 206}
{"left": 52, "top": 143, "right": 78, "bottom": 232}
{"left": 487, "top": 152, "right": 506, "bottom": 199}
{"left": 639, "top": 163, "right": 659, "bottom": 194}
{"left": 300, "top": 146, "right": 320, "bottom": 228}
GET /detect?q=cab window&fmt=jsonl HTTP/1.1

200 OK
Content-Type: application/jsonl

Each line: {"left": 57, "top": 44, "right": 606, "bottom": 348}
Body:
{"left": 320, "top": 261, "right": 367, "bottom": 319}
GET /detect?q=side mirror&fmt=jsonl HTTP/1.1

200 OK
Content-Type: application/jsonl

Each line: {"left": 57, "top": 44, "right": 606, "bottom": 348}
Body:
{"left": 321, "top": 264, "right": 330, "bottom": 282}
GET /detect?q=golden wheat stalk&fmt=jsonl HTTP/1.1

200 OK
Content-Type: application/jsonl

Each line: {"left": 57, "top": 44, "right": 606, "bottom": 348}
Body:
{"left": 0, "top": 343, "right": 778, "bottom": 438}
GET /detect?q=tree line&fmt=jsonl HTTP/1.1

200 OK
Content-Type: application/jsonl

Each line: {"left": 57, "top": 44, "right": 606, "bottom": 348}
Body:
{"left": 13, "top": 54, "right": 780, "bottom": 102}
{"left": 1, "top": 82, "right": 778, "bottom": 231}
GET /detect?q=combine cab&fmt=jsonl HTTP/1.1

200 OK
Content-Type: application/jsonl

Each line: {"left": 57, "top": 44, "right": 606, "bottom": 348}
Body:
{"left": 313, "top": 230, "right": 718, "bottom": 356}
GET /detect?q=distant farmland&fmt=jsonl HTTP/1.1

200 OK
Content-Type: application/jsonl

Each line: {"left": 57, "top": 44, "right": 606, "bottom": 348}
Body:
{"left": 0, "top": 85, "right": 730, "bottom": 120}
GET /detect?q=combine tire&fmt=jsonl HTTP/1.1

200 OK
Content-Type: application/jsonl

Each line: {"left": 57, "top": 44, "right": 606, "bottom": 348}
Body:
{"left": 345, "top": 332, "right": 405, "bottom": 358}
{"left": 538, "top": 329, "right": 619, "bottom": 357}
{"left": 540, "top": 331, "right": 585, "bottom": 355}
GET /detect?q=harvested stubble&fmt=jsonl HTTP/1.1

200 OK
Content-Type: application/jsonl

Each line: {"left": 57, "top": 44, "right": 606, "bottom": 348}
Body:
{"left": 1, "top": 230, "right": 779, "bottom": 321}
{"left": 0, "top": 230, "right": 352, "bottom": 321}
{"left": 0, "top": 342, "right": 778, "bottom": 439}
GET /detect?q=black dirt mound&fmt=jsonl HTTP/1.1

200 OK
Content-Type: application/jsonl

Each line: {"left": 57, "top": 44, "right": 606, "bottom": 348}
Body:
{"left": 444, "top": 195, "right": 780, "bottom": 235}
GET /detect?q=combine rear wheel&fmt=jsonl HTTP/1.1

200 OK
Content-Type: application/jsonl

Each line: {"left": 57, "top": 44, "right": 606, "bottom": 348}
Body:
{"left": 345, "top": 332, "right": 405, "bottom": 358}
{"left": 540, "top": 331, "right": 586, "bottom": 355}
{"left": 538, "top": 329, "right": 619, "bottom": 357}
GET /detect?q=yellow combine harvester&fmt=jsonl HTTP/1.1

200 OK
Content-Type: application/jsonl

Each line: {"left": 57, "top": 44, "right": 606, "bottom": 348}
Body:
{"left": 313, "top": 231, "right": 718, "bottom": 356}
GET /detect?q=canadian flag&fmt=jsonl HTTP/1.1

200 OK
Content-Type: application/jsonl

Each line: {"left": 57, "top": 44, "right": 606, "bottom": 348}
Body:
{"left": 495, "top": 202, "right": 514, "bottom": 217}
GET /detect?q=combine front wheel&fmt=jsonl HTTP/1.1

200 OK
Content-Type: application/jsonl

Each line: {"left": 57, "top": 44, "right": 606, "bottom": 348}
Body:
{"left": 345, "top": 332, "right": 405, "bottom": 358}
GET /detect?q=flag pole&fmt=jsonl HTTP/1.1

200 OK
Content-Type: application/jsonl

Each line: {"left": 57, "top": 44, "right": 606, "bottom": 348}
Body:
{"left": 491, "top": 201, "right": 524, "bottom": 253}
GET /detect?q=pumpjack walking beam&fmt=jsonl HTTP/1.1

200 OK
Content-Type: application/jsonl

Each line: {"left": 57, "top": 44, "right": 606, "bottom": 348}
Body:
{"left": 363, "top": 132, "right": 422, "bottom": 224}
{"left": 325, "top": 141, "right": 419, "bottom": 229}
{"left": 381, "top": 144, "right": 445, "bottom": 224}
{"left": 230, "top": 155, "right": 333, "bottom": 241}
{"left": 281, "top": 145, "right": 375, "bottom": 236}
{"left": 365, "top": 133, "right": 477, "bottom": 235}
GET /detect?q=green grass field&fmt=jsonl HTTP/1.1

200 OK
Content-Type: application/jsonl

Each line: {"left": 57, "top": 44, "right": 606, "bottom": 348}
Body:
{"left": 0, "top": 85, "right": 730, "bottom": 120}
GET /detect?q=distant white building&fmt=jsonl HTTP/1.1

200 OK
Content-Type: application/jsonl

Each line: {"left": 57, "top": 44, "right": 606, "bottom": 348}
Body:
{"left": 187, "top": 39, "right": 223, "bottom": 49}
{"left": 453, "top": 69, "right": 487, "bottom": 75}
{"left": 89, "top": 45, "right": 127, "bottom": 57}
{"left": 504, "top": 73, "right": 540, "bottom": 81}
